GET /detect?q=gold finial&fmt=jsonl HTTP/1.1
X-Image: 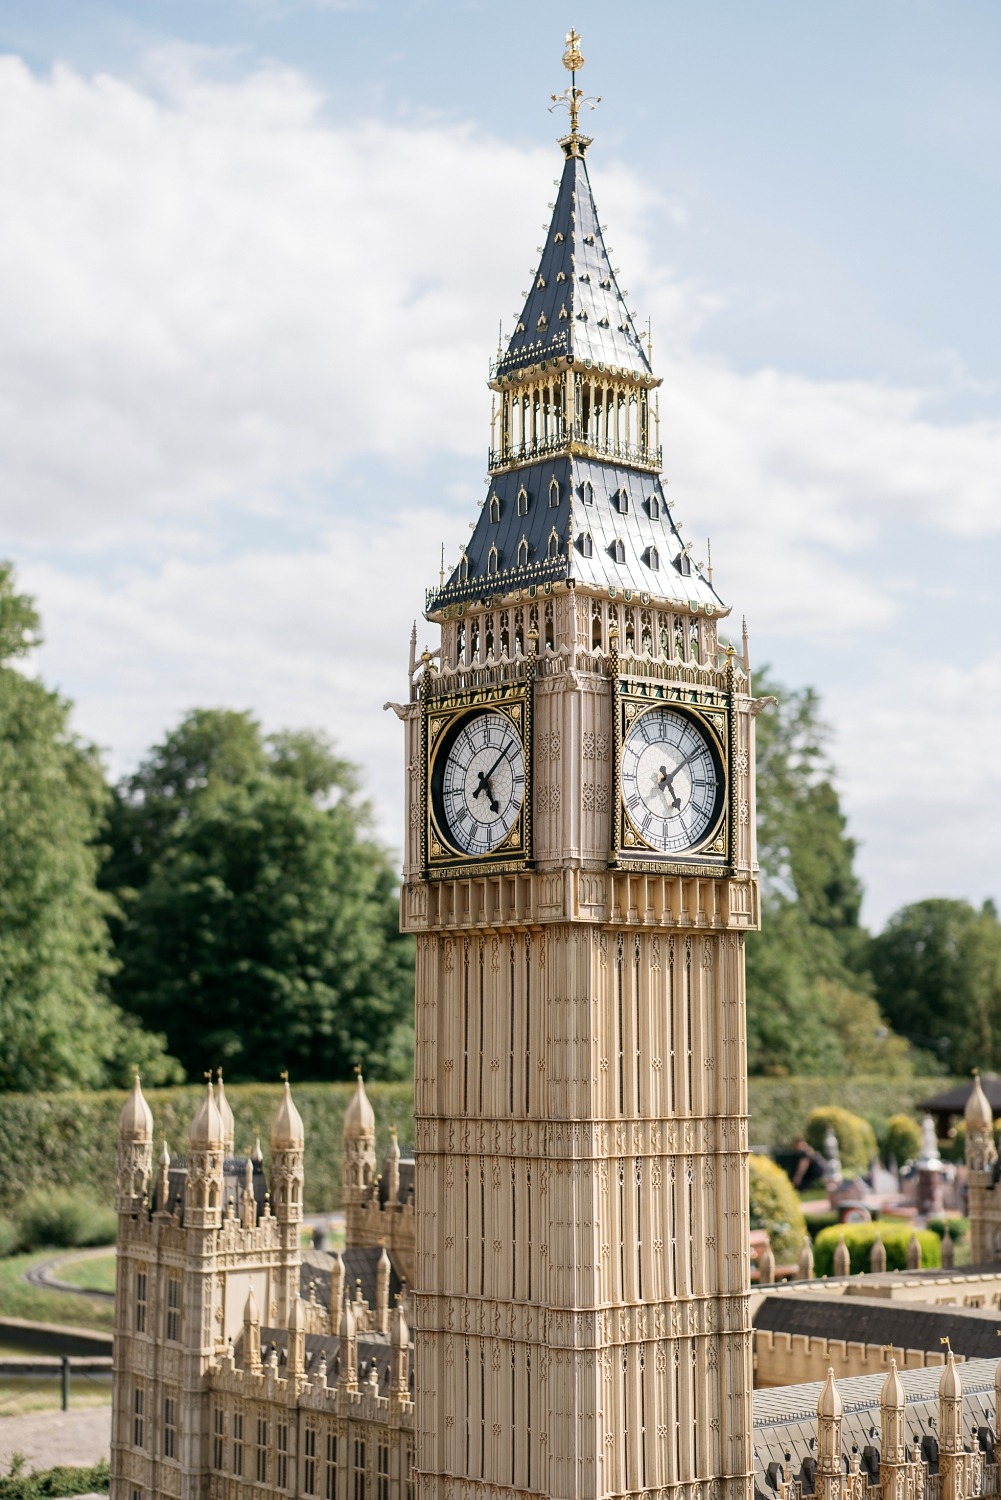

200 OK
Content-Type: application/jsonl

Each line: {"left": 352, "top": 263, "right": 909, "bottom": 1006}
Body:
{"left": 549, "top": 28, "right": 600, "bottom": 156}
{"left": 562, "top": 27, "right": 584, "bottom": 73}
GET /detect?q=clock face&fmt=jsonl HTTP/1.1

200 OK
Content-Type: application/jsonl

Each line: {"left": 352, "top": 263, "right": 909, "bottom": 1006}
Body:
{"left": 432, "top": 710, "right": 526, "bottom": 857}
{"left": 621, "top": 707, "right": 724, "bottom": 853}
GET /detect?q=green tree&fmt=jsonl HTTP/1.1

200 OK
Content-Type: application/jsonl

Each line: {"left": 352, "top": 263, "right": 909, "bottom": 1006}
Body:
{"left": 105, "top": 711, "right": 414, "bottom": 1081}
{"left": 870, "top": 898, "right": 1001, "bottom": 1075}
{"left": 746, "top": 669, "right": 906, "bottom": 1077}
{"left": 0, "top": 563, "right": 178, "bottom": 1090}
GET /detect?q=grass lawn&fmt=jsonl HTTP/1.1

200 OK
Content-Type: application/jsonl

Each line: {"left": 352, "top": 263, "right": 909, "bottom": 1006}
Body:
{"left": 0, "top": 1254, "right": 114, "bottom": 1334}
{"left": 0, "top": 1375, "right": 111, "bottom": 1418}
{"left": 56, "top": 1253, "right": 117, "bottom": 1296}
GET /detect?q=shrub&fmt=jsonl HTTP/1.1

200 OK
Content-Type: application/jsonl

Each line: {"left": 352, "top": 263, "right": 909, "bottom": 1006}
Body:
{"left": 0, "top": 1218, "right": 21, "bottom": 1258}
{"left": 16, "top": 1190, "right": 116, "bottom": 1251}
{"left": 813, "top": 1222, "right": 941, "bottom": 1276}
{"left": 0, "top": 1458, "right": 109, "bottom": 1498}
{"left": 749, "top": 1154, "right": 806, "bottom": 1263}
{"left": 927, "top": 1216, "right": 968, "bottom": 1243}
{"left": 883, "top": 1113, "right": 922, "bottom": 1167}
{"left": 803, "top": 1210, "right": 840, "bottom": 1241}
{"left": 805, "top": 1106, "right": 878, "bottom": 1177}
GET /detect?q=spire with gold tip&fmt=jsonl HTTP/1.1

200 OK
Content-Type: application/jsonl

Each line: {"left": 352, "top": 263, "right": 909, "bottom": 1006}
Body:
{"left": 549, "top": 28, "right": 600, "bottom": 158}
{"left": 118, "top": 1070, "right": 153, "bottom": 1143}
{"left": 116, "top": 1070, "right": 154, "bottom": 1213}
{"left": 270, "top": 1072, "right": 305, "bottom": 1152}
{"left": 189, "top": 1073, "right": 224, "bottom": 1149}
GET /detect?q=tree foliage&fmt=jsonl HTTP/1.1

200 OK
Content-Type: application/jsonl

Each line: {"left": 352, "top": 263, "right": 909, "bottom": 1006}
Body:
{"left": 870, "top": 898, "right": 1001, "bottom": 1075}
{"left": 746, "top": 668, "right": 907, "bottom": 1077}
{"left": 105, "top": 710, "right": 414, "bottom": 1081}
{"left": 0, "top": 564, "right": 178, "bottom": 1091}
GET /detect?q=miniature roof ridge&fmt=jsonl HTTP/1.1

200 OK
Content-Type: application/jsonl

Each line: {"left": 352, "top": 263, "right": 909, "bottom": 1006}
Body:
{"left": 498, "top": 150, "right": 652, "bottom": 380}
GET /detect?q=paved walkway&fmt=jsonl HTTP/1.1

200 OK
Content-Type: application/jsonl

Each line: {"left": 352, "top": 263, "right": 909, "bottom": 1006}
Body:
{"left": 0, "top": 1405, "right": 110, "bottom": 1469}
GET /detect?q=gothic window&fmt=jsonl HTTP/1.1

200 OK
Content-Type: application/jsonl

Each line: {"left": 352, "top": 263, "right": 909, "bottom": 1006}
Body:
{"left": 690, "top": 619, "right": 701, "bottom": 663}
{"left": 378, "top": 1443, "right": 391, "bottom": 1500}
{"left": 559, "top": 305, "right": 568, "bottom": 319}
{"left": 256, "top": 1416, "right": 268, "bottom": 1482}
{"left": 556, "top": 269, "right": 566, "bottom": 282}
{"left": 517, "top": 485, "right": 529, "bottom": 516}
{"left": 303, "top": 1424, "right": 318, "bottom": 1495}
{"left": 489, "top": 493, "right": 500, "bottom": 522}
{"left": 164, "top": 1396, "right": 177, "bottom": 1459}
{"left": 579, "top": 532, "right": 593, "bottom": 558}
{"left": 233, "top": 1413, "right": 244, "bottom": 1477}
{"left": 675, "top": 550, "right": 692, "bottom": 577}
{"left": 615, "top": 487, "right": 630, "bottom": 514}
{"left": 353, "top": 1439, "right": 367, "bottom": 1500}
{"left": 135, "top": 1267, "right": 147, "bottom": 1333}
{"left": 212, "top": 1407, "right": 224, "bottom": 1470}
{"left": 554, "top": 231, "right": 564, "bottom": 242}
{"left": 547, "top": 529, "right": 560, "bottom": 560}
{"left": 646, "top": 545, "right": 660, "bottom": 570}
{"left": 133, "top": 1385, "right": 145, "bottom": 1449}
{"left": 325, "top": 1435, "right": 338, "bottom": 1500}
{"left": 166, "top": 1274, "right": 181, "bottom": 1342}
{"left": 544, "top": 601, "right": 555, "bottom": 651}
{"left": 549, "top": 476, "right": 560, "bottom": 507}
{"left": 487, "top": 544, "right": 499, "bottom": 577}
{"left": 517, "top": 536, "right": 529, "bottom": 568}
{"left": 610, "top": 539, "right": 625, "bottom": 565}
{"left": 592, "top": 600, "right": 603, "bottom": 651}
{"left": 405, "top": 1447, "right": 415, "bottom": 1500}
{"left": 277, "top": 1421, "right": 289, "bottom": 1490}
{"left": 584, "top": 233, "right": 595, "bottom": 244}
{"left": 648, "top": 494, "right": 661, "bottom": 520}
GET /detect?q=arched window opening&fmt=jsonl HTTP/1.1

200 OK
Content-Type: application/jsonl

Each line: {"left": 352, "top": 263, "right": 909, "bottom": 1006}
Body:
{"left": 616, "top": 488, "right": 630, "bottom": 515}
{"left": 517, "top": 486, "right": 529, "bottom": 517}
{"left": 625, "top": 613, "right": 635, "bottom": 653}
{"left": 579, "top": 532, "right": 593, "bottom": 559}
{"left": 592, "top": 602, "right": 603, "bottom": 651}
{"left": 659, "top": 625, "right": 669, "bottom": 657}
{"left": 549, "top": 477, "right": 560, "bottom": 507}
{"left": 547, "top": 530, "right": 560, "bottom": 560}
{"left": 489, "top": 494, "right": 501, "bottom": 523}
{"left": 675, "top": 550, "right": 692, "bottom": 578}
{"left": 544, "top": 602, "right": 555, "bottom": 652}
{"left": 456, "top": 622, "right": 466, "bottom": 659}
{"left": 582, "top": 479, "right": 594, "bottom": 505}
{"left": 458, "top": 553, "right": 468, "bottom": 583}
{"left": 641, "top": 610, "right": 653, "bottom": 655}
{"left": 611, "top": 539, "right": 625, "bottom": 565}
{"left": 690, "top": 619, "right": 701, "bottom": 664}
{"left": 485, "top": 621, "right": 494, "bottom": 657}
{"left": 517, "top": 536, "right": 529, "bottom": 568}
{"left": 499, "top": 612, "right": 510, "bottom": 656}
{"left": 649, "top": 494, "right": 661, "bottom": 520}
{"left": 513, "top": 608, "right": 524, "bottom": 655}
{"left": 487, "top": 545, "right": 499, "bottom": 577}
{"left": 646, "top": 545, "right": 660, "bottom": 571}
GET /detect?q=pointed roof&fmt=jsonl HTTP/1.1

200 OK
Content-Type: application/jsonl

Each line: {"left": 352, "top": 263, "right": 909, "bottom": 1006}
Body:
{"left": 119, "top": 1072, "right": 153, "bottom": 1143}
{"left": 344, "top": 1069, "right": 375, "bottom": 1138}
{"left": 271, "top": 1076, "right": 305, "bottom": 1151}
{"left": 189, "top": 1077, "right": 223, "bottom": 1149}
{"left": 430, "top": 456, "right": 723, "bottom": 613}
{"left": 497, "top": 152, "right": 652, "bottom": 380}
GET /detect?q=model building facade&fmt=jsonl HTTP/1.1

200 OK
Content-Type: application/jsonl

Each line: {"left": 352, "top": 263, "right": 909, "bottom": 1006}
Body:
{"left": 396, "top": 33, "right": 760, "bottom": 1500}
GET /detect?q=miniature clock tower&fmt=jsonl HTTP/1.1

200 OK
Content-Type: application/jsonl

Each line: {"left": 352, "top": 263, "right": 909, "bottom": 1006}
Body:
{"left": 398, "top": 33, "right": 759, "bottom": 1500}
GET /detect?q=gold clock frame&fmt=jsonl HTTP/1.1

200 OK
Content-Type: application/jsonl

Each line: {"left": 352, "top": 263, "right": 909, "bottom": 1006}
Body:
{"left": 611, "top": 682, "right": 731, "bottom": 874}
{"left": 422, "top": 682, "right": 533, "bottom": 880}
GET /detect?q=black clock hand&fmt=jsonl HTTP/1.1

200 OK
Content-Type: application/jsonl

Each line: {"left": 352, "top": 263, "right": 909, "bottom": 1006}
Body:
{"left": 655, "top": 766, "right": 683, "bottom": 814}
{"left": 473, "top": 769, "right": 500, "bottom": 814}
{"left": 482, "top": 742, "right": 515, "bottom": 782}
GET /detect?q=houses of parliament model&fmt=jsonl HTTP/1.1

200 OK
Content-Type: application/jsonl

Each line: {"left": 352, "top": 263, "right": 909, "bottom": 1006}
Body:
{"left": 109, "top": 32, "right": 1001, "bottom": 1500}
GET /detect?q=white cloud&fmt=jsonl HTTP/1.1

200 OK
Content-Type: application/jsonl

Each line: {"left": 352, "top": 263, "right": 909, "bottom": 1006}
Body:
{"left": 3, "top": 51, "right": 1000, "bottom": 923}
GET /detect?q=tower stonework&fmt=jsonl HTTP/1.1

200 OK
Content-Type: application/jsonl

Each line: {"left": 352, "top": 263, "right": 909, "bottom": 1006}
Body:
{"left": 400, "top": 36, "right": 759, "bottom": 1500}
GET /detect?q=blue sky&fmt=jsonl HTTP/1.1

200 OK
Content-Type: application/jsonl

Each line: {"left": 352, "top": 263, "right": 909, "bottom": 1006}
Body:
{"left": 2, "top": 0, "right": 998, "bottom": 927}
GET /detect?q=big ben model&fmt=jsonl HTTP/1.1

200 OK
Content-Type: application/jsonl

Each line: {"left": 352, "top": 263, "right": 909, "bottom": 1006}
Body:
{"left": 397, "top": 34, "right": 759, "bottom": 1500}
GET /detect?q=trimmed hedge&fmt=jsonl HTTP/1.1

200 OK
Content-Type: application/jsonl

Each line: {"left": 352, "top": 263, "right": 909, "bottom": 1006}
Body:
{"left": 746, "top": 1076, "right": 953, "bottom": 1152}
{"left": 0, "top": 1072, "right": 958, "bottom": 1218}
{"left": 813, "top": 1223, "right": 941, "bottom": 1277}
{"left": 0, "top": 1460, "right": 108, "bottom": 1498}
{"left": 0, "top": 1082, "right": 414, "bottom": 1217}
{"left": 883, "top": 1114, "right": 922, "bottom": 1168}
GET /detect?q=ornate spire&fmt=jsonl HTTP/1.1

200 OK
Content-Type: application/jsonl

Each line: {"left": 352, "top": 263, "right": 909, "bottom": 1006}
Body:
{"left": 428, "top": 38, "right": 725, "bottom": 620}
{"left": 119, "top": 1070, "right": 153, "bottom": 1142}
{"left": 549, "top": 29, "right": 600, "bottom": 158}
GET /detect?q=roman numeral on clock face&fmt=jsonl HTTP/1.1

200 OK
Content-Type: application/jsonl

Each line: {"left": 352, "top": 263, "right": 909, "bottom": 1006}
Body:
{"left": 620, "top": 706, "right": 723, "bottom": 855}
{"left": 435, "top": 709, "right": 527, "bottom": 858}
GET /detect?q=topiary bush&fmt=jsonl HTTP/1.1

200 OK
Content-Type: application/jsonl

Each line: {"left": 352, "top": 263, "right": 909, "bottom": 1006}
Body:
{"left": 805, "top": 1106, "right": 878, "bottom": 1177}
{"left": 927, "top": 1216, "right": 968, "bottom": 1243}
{"left": 883, "top": 1113, "right": 922, "bottom": 1167}
{"left": 16, "top": 1189, "right": 117, "bottom": 1251}
{"left": 749, "top": 1154, "right": 806, "bottom": 1263}
{"left": 813, "top": 1222, "right": 940, "bottom": 1276}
